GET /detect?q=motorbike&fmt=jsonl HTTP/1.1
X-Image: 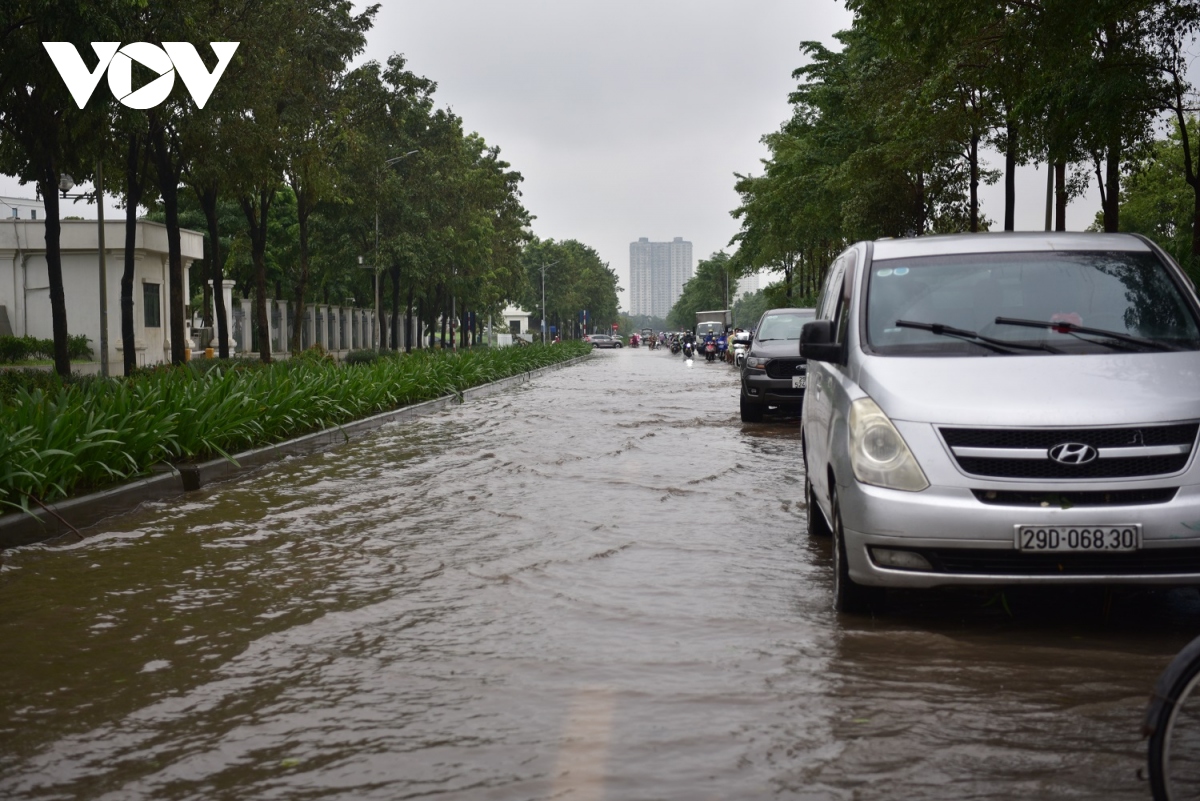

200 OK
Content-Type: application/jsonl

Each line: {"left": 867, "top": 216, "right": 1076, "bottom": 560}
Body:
{"left": 671, "top": 339, "right": 681, "bottom": 355}
{"left": 682, "top": 341, "right": 695, "bottom": 359}
{"left": 732, "top": 339, "right": 749, "bottom": 367}
{"left": 716, "top": 335, "right": 728, "bottom": 363}
{"left": 704, "top": 340, "right": 717, "bottom": 362}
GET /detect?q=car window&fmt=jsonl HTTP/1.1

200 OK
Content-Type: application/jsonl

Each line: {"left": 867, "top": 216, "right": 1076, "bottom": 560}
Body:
{"left": 865, "top": 250, "right": 1200, "bottom": 355}
{"left": 756, "top": 313, "right": 814, "bottom": 340}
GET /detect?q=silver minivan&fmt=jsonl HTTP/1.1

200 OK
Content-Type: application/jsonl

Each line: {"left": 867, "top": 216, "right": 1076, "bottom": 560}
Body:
{"left": 800, "top": 233, "right": 1200, "bottom": 613}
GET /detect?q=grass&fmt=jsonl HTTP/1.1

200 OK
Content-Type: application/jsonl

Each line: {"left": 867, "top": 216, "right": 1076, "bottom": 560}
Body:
{"left": 0, "top": 342, "right": 589, "bottom": 512}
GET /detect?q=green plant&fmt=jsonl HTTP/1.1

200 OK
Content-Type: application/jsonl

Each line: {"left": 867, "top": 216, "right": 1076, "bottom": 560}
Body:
{"left": 0, "top": 343, "right": 588, "bottom": 510}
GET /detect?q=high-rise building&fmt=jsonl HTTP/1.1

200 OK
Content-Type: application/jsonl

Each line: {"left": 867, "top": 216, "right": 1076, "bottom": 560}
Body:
{"left": 629, "top": 237, "right": 693, "bottom": 318}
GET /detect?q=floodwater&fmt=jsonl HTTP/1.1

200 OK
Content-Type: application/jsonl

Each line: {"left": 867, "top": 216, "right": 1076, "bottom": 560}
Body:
{"left": 1, "top": 347, "right": 1196, "bottom": 800}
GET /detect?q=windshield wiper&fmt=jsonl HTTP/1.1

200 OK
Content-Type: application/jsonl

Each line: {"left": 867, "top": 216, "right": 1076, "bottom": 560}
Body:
{"left": 994, "top": 317, "right": 1178, "bottom": 352}
{"left": 895, "top": 320, "right": 1063, "bottom": 355}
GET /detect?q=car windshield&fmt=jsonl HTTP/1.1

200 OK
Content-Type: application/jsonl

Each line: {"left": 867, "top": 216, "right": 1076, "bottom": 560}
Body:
{"left": 866, "top": 250, "right": 1200, "bottom": 356}
{"left": 757, "top": 312, "right": 813, "bottom": 341}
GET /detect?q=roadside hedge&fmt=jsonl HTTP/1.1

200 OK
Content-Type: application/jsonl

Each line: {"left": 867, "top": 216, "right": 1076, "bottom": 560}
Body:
{"left": 0, "top": 335, "right": 93, "bottom": 363}
{"left": 0, "top": 342, "right": 588, "bottom": 511}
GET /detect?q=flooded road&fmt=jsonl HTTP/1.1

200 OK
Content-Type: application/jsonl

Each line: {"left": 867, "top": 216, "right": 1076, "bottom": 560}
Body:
{"left": 1, "top": 347, "right": 1197, "bottom": 799}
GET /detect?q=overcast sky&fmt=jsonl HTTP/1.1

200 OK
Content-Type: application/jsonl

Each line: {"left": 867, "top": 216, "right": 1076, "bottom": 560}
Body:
{"left": 2, "top": 1, "right": 1106, "bottom": 310}
{"left": 352, "top": 0, "right": 1102, "bottom": 309}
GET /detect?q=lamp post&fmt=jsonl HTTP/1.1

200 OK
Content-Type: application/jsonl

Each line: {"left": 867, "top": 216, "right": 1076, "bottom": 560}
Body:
{"left": 59, "top": 168, "right": 108, "bottom": 377}
{"left": 541, "top": 259, "right": 560, "bottom": 342}
{"left": 374, "top": 150, "right": 419, "bottom": 351}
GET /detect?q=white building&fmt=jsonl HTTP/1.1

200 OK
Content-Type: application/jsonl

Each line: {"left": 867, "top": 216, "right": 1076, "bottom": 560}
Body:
{"left": 0, "top": 218, "right": 204, "bottom": 367}
{"left": 0, "top": 195, "right": 46, "bottom": 223}
{"left": 629, "top": 237, "right": 692, "bottom": 318}
{"left": 1, "top": 208, "right": 393, "bottom": 365}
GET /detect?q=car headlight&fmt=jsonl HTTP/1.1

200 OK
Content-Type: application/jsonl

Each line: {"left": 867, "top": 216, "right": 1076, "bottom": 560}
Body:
{"left": 848, "top": 398, "right": 929, "bottom": 492}
{"left": 745, "top": 356, "right": 767, "bottom": 370}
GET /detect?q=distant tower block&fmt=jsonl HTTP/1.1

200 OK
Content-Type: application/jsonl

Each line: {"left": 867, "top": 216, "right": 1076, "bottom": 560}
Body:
{"left": 629, "top": 237, "right": 693, "bottom": 318}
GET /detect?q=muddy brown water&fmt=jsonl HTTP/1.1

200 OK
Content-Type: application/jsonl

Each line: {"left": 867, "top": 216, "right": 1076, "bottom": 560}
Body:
{"left": 2, "top": 348, "right": 1197, "bottom": 799}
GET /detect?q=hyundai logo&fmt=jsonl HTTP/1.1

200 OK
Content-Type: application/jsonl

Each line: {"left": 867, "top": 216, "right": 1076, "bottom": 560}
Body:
{"left": 1048, "top": 443, "right": 1098, "bottom": 465}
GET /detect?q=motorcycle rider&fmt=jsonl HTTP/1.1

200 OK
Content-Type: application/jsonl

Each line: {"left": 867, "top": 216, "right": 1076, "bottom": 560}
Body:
{"left": 682, "top": 329, "right": 696, "bottom": 358}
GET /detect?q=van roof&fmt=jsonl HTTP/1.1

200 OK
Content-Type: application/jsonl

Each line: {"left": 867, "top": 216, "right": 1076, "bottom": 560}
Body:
{"left": 871, "top": 232, "right": 1151, "bottom": 261}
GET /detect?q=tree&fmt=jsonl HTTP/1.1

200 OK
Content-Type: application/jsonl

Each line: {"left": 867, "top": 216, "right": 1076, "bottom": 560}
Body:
{"left": 1107, "top": 118, "right": 1198, "bottom": 277}
{"left": 668, "top": 252, "right": 734, "bottom": 330}
{"left": 0, "top": 2, "right": 121, "bottom": 376}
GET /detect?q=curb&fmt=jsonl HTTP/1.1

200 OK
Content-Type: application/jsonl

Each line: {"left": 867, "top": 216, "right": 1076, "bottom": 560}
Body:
{"left": 0, "top": 352, "right": 591, "bottom": 550}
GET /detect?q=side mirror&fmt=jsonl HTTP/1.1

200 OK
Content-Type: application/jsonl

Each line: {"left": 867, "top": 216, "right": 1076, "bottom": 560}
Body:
{"left": 800, "top": 320, "right": 843, "bottom": 364}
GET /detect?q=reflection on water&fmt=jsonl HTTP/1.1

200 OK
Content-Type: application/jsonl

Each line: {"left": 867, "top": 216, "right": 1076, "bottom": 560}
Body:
{"left": 0, "top": 349, "right": 1192, "bottom": 799}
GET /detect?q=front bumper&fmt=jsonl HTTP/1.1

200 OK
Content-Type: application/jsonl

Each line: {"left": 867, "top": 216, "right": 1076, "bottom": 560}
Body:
{"left": 742, "top": 371, "right": 805, "bottom": 406}
{"left": 838, "top": 479, "right": 1200, "bottom": 588}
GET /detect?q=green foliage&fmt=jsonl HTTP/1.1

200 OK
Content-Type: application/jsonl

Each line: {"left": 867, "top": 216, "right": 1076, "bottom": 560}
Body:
{"left": 733, "top": 0, "right": 1200, "bottom": 282}
{"left": 0, "top": 343, "right": 588, "bottom": 511}
{"left": 521, "top": 238, "right": 621, "bottom": 336}
{"left": 732, "top": 289, "right": 770, "bottom": 330}
{"left": 0, "top": 336, "right": 92, "bottom": 363}
{"left": 1110, "top": 118, "right": 1200, "bottom": 279}
{"left": 668, "top": 252, "right": 734, "bottom": 330}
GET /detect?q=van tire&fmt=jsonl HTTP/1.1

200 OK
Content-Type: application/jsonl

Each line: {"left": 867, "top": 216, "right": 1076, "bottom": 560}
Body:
{"left": 831, "top": 487, "right": 885, "bottom": 615}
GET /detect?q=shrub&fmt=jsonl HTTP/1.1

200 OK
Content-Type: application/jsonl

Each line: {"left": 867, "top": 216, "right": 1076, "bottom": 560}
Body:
{"left": 0, "top": 342, "right": 589, "bottom": 510}
{"left": 67, "top": 335, "right": 93, "bottom": 360}
{"left": 0, "top": 335, "right": 93, "bottom": 363}
{"left": 344, "top": 349, "right": 383, "bottom": 365}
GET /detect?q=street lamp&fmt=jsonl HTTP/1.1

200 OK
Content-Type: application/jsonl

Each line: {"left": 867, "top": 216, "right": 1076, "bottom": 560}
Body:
{"left": 59, "top": 169, "right": 109, "bottom": 377}
{"left": 541, "top": 259, "right": 560, "bottom": 342}
{"left": 374, "top": 150, "right": 419, "bottom": 350}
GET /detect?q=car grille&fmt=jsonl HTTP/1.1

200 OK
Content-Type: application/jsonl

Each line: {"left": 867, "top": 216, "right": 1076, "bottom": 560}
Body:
{"left": 941, "top": 423, "right": 1199, "bottom": 479}
{"left": 919, "top": 547, "right": 1200, "bottom": 576}
{"left": 765, "top": 358, "right": 806, "bottom": 380}
{"left": 971, "top": 488, "right": 1179, "bottom": 506}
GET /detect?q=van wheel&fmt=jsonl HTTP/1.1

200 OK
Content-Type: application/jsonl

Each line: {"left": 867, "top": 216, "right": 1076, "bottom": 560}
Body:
{"left": 831, "top": 487, "right": 885, "bottom": 615}
{"left": 805, "top": 474, "right": 831, "bottom": 538}
{"left": 740, "top": 394, "right": 764, "bottom": 423}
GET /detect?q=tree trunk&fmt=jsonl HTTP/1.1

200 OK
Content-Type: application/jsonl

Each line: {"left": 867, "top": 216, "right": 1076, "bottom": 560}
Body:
{"left": 405, "top": 286, "right": 414, "bottom": 354}
{"left": 240, "top": 189, "right": 273, "bottom": 363}
{"left": 969, "top": 132, "right": 980, "bottom": 233}
{"left": 289, "top": 195, "right": 311, "bottom": 355}
{"left": 440, "top": 292, "right": 448, "bottom": 347}
{"left": 122, "top": 136, "right": 145, "bottom": 376}
{"left": 37, "top": 172, "right": 70, "bottom": 377}
{"left": 152, "top": 128, "right": 185, "bottom": 365}
{"left": 916, "top": 171, "right": 927, "bottom": 235}
{"left": 198, "top": 186, "right": 229, "bottom": 359}
{"left": 1055, "top": 161, "right": 1067, "bottom": 231}
{"left": 1104, "top": 137, "right": 1120, "bottom": 233}
{"left": 389, "top": 264, "right": 401, "bottom": 350}
{"left": 1004, "top": 119, "right": 1017, "bottom": 232}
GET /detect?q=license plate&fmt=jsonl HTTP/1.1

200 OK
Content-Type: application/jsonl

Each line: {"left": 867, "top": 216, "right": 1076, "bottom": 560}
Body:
{"left": 792, "top": 375, "right": 807, "bottom": 389}
{"left": 1014, "top": 525, "right": 1142, "bottom": 552}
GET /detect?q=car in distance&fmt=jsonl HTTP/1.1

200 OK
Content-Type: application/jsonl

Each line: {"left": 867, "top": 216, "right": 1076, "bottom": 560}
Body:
{"left": 739, "top": 308, "right": 816, "bottom": 422}
{"left": 800, "top": 232, "right": 1200, "bottom": 613}
{"left": 589, "top": 334, "right": 622, "bottom": 349}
